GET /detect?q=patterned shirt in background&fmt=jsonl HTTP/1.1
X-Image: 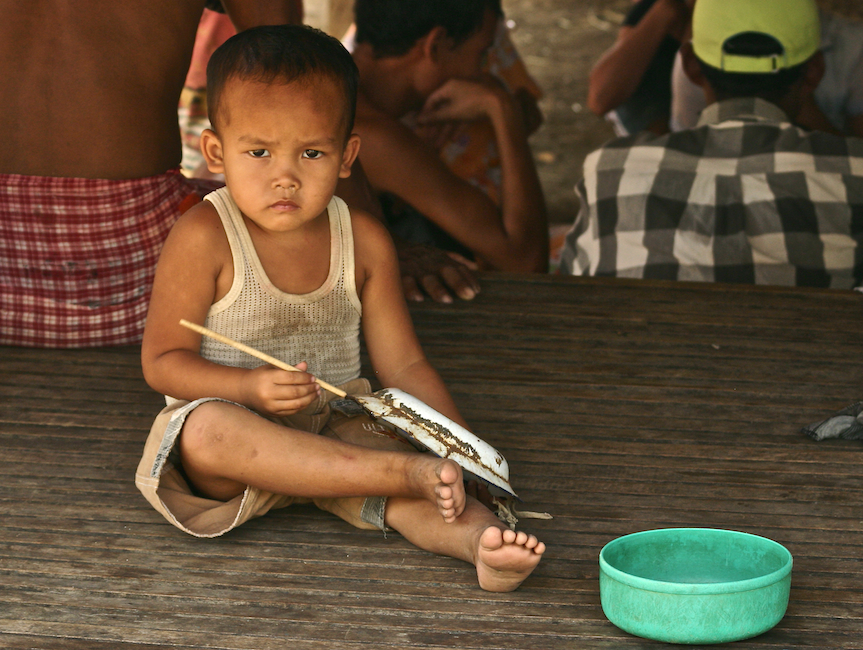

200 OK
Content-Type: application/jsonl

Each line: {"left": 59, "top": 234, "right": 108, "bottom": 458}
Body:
{"left": 437, "top": 18, "right": 543, "bottom": 204}
{"left": 560, "top": 98, "right": 863, "bottom": 289}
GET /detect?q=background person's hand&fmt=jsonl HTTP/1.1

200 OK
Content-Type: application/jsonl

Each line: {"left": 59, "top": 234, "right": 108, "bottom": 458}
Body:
{"left": 417, "top": 76, "right": 509, "bottom": 125}
{"left": 396, "top": 241, "right": 480, "bottom": 303}
{"left": 417, "top": 78, "right": 542, "bottom": 141}
{"left": 413, "top": 119, "right": 470, "bottom": 151}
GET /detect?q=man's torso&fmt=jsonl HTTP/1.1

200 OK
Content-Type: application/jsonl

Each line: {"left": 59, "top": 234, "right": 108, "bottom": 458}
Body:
{"left": 0, "top": 0, "right": 207, "bottom": 179}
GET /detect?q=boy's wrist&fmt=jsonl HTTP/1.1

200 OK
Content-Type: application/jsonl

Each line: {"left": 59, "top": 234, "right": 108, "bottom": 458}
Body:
{"left": 486, "top": 89, "right": 524, "bottom": 138}
{"left": 481, "top": 77, "right": 512, "bottom": 111}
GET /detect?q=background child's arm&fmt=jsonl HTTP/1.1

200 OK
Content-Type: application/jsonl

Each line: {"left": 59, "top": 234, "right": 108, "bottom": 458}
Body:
{"left": 354, "top": 88, "right": 547, "bottom": 274}
{"left": 353, "top": 210, "right": 470, "bottom": 429}
{"left": 141, "top": 203, "right": 319, "bottom": 416}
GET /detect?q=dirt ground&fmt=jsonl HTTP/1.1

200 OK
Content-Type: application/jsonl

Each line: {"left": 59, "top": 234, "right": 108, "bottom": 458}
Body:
{"left": 501, "top": 0, "right": 863, "bottom": 226}
{"left": 501, "top": 0, "right": 628, "bottom": 225}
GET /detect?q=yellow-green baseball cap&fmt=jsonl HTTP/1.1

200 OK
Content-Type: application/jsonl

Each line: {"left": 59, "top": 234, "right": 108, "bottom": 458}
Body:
{"left": 692, "top": 0, "right": 820, "bottom": 73}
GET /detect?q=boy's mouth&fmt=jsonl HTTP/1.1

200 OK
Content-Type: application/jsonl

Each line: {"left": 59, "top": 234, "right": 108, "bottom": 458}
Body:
{"left": 270, "top": 200, "right": 299, "bottom": 211}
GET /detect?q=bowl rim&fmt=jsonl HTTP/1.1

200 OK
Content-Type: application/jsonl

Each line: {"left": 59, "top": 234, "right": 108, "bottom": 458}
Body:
{"left": 599, "top": 527, "right": 793, "bottom": 596}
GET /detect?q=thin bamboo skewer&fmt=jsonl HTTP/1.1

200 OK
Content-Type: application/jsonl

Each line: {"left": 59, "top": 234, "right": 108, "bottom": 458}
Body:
{"left": 179, "top": 319, "right": 347, "bottom": 398}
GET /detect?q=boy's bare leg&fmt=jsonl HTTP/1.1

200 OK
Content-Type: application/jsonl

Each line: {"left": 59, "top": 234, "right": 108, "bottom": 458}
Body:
{"left": 179, "top": 401, "right": 465, "bottom": 522}
{"left": 384, "top": 496, "right": 546, "bottom": 592}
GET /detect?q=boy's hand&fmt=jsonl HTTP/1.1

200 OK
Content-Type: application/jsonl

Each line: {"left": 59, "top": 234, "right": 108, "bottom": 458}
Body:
{"left": 418, "top": 82, "right": 542, "bottom": 141}
{"left": 413, "top": 119, "right": 470, "bottom": 151}
{"left": 242, "top": 361, "right": 321, "bottom": 417}
{"left": 416, "top": 76, "right": 509, "bottom": 126}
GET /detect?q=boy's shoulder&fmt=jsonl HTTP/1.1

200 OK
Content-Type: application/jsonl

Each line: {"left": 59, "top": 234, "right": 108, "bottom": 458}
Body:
{"left": 342, "top": 201, "right": 391, "bottom": 245}
{"left": 354, "top": 92, "right": 418, "bottom": 146}
{"left": 352, "top": 94, "right": 450, "bottom": 193}
{"left": 160, "top": 197, "right": 230, "bottom": 258}
{"left": 341, "top": 201, "right": 398, "bottom": 276}
{"left": 173, "top": 196, "right": 224, "bottom": 233}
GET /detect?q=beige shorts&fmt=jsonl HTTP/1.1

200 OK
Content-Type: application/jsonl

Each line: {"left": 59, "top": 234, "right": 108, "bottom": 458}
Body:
{"left": 135, "top": 378, "right": 418, "bottom": 537}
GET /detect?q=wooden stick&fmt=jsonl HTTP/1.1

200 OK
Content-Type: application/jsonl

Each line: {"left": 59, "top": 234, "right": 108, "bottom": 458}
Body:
{"left": 179, "top": 319, "right": 347, "bottom": 398}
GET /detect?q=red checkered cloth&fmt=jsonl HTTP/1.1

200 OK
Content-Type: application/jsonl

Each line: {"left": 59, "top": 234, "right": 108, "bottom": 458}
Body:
{"left": 0, "top": 169, "right": 223, "bottom": 348}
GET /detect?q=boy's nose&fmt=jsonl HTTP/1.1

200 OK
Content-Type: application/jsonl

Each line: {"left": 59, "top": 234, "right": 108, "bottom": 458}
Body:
{"left": 273, "top": 165, "right": 300, "bottom": 193}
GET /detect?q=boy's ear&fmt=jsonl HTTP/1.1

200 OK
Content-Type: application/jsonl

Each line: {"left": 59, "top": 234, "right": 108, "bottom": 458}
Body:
{"left": 338, "top": 133, "right": 361, "bottom": 178}
{"left": 200, "top": 128, "right": 226, "bottom": 174}
{"left": 421, "top": 26, "right": 450, "bottom": 64}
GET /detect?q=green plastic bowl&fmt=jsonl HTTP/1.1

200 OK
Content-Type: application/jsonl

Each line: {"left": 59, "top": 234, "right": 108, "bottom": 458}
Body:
{"left": 599, "top": 528, "right": 792, "bottom": 644}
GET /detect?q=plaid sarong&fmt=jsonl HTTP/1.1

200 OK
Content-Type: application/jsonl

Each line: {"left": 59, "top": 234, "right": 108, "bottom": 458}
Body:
{"left": 0, "top": 169, "right": 222, "bottom": 347}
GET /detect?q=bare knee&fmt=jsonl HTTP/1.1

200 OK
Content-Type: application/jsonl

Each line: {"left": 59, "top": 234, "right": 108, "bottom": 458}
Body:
{"left": 179, "top": 401, "right": 248, "bottom": 499}
{"left": 180, "top": 401, "right": 241, "bottom": 471}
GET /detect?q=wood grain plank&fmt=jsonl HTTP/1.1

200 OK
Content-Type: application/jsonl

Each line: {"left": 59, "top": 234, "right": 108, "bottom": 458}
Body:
{"left": 2, "top": 275, "right": 861, "bottom": 648}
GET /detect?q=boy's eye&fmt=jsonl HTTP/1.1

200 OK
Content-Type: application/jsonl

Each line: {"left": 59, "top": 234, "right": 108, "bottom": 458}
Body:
{"left": 248, "top": 149, "right": 269, "bottom": 158}
{"left": 303, "top": 149, "right": 323, "bottom": 159}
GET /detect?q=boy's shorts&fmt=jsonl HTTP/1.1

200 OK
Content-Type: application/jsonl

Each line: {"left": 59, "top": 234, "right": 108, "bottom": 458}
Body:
{"left": 135, "top": 378, "right": 418, "bottom": 538}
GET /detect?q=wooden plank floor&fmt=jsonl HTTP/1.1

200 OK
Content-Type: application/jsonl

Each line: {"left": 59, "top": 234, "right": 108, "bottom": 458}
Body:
{"left": 1, "top": 274, "right": 862, "bottom": 648}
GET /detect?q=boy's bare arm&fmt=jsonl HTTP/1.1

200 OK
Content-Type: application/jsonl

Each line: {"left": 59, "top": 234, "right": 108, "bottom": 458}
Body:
{"left": 141, "top": 205, "right": 319, "bottom": 415}
{"left": 337, "top": 165, "right": 480, "bottom": 304}
{"left": 352, "top": 210, "right": 470, "bottom": 428}
{"left": 355, "top": 82, "right": 548, "bottom": 274}
{"left": 587, "top": 0, "right": 690, "bottom": 116}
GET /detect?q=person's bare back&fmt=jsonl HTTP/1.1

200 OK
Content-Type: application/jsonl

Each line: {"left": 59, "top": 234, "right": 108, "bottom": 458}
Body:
{"left": 0, "top": 0, "right": 301, "bottom": 179}
{"left": 0, "top": 0, "right": 203, "bottom": 178}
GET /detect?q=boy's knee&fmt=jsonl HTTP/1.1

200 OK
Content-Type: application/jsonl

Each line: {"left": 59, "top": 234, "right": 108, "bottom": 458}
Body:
{"left": 180, "top": 401, "right": 238, "bottom": 463}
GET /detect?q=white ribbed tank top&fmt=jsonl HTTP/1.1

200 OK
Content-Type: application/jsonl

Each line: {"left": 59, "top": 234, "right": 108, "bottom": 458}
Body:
{"left": 200, "top": 187, "right": 362, "bottom": 386}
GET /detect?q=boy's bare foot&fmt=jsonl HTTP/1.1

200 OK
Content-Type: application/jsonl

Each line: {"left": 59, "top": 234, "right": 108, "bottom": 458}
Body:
{"left": 408, "top": 457, "right": 465, "bottom": 523}
{"left": 475, "top": 526, "right": 545, "bottom": 592}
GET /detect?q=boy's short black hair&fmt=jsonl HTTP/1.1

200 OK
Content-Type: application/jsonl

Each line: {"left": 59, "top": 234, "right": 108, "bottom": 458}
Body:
{"left": 695, "top": 32, "right": 808, "bottom": 104}
{"left": 354, "top": 0, "right": 502, "bottom": 59}
{"left": 207, "top": 24, "right": 358, "bottom": 140}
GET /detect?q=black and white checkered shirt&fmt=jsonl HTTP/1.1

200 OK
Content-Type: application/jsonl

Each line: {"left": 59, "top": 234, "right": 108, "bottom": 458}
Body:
{"left": 560, "top": 98, "right": 863, "bottom": 288}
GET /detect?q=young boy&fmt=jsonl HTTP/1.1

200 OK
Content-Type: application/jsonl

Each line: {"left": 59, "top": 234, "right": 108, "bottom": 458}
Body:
{"left": 338, "top": 0, "right": 549, "bottom": 281}
{"left": 135, "top": 25, "right": 544, "bottom": 592}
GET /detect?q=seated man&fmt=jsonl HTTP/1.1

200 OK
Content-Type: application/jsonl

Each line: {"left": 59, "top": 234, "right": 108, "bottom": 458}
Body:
{"left": 671, "top": 8, "right": 863, "bottom": 137}
{"left": 338, "top": 0, "right": 549, "bottom": 285}
{"left": 0, "top": 0, "right": 302, "bottom": 348}
{"left": 560, "top": 0, "right": 863, "bottom": 289}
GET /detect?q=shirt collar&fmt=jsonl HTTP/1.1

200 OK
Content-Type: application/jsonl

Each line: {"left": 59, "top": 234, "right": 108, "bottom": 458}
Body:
{"left": 697, "top": 97, "right": 791, "bottom": 127}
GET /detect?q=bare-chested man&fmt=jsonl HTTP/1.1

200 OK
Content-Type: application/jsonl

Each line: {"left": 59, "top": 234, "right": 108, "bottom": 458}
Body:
{"left": 0, "top": 1, "right": 303, "bottom": 347}
{"left": 337, "top": 0, "right": 549, "bottom": 302}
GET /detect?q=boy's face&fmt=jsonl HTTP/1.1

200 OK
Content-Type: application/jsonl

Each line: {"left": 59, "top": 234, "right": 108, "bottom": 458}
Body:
{"left": 424, "top": 7, "right": 497, "bottom": 95}
{"left": 201, "top": 75, "right": 359, "bottom": 235}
